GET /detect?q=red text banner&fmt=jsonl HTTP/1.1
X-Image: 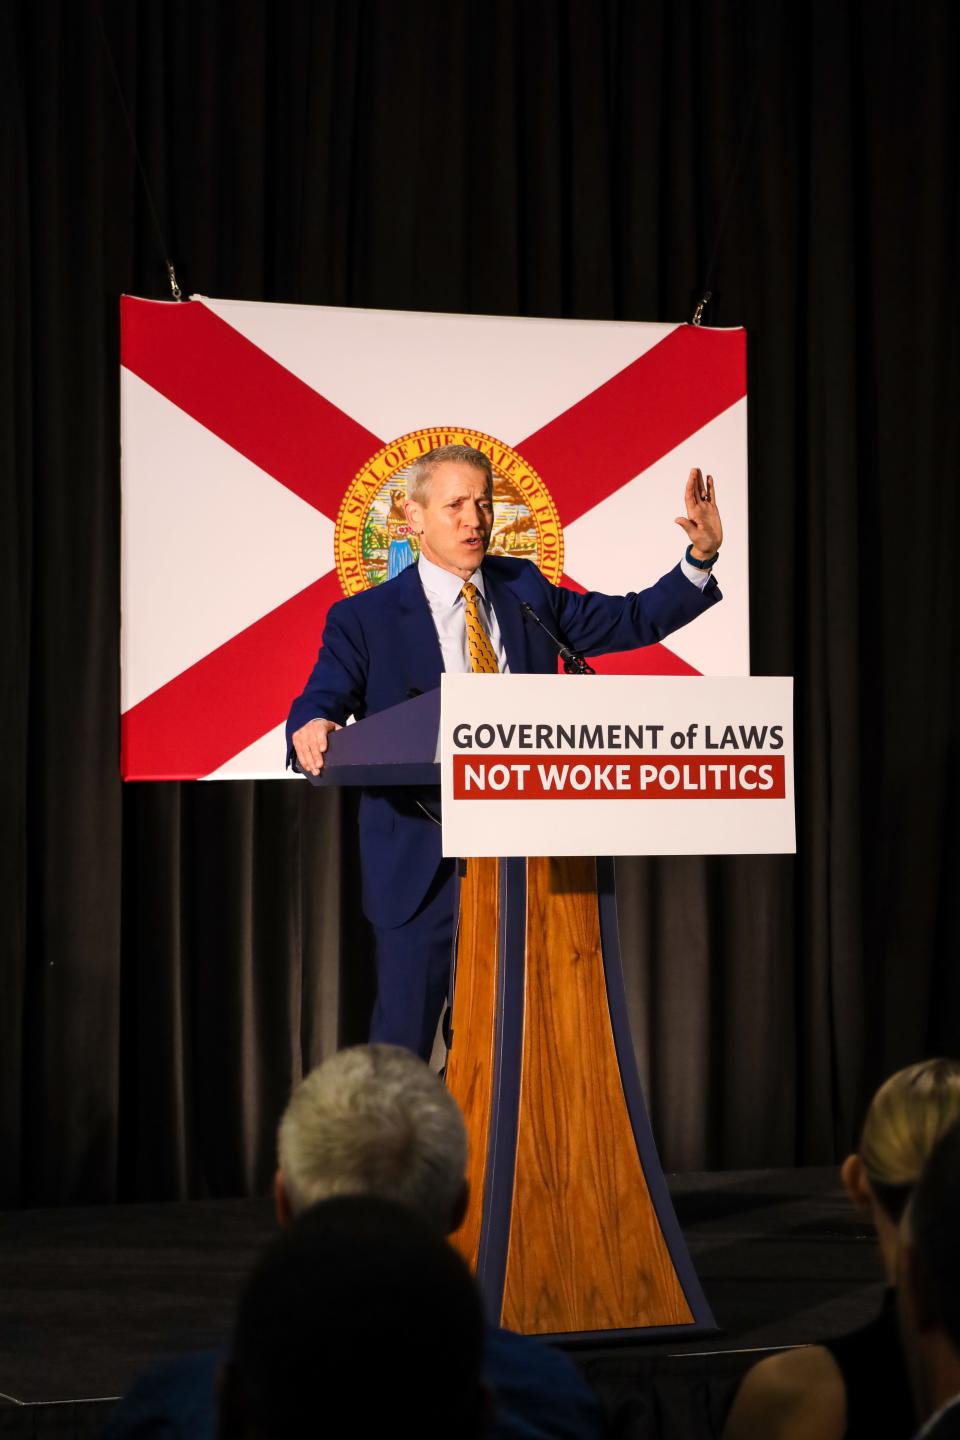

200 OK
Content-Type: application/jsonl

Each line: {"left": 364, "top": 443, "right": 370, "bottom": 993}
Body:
{"left": 453, "top": 754, "right": 787, "bottom": 800}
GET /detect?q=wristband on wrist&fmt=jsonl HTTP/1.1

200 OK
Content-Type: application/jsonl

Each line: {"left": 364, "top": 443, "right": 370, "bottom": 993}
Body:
{"left": 685, "top": 543, "right": 718, "bottom": 570}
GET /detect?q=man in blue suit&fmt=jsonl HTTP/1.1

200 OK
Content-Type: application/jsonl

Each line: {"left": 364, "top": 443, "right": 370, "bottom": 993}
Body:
{"left": 287, "top": 444, "right": 724, "bottom": 1058}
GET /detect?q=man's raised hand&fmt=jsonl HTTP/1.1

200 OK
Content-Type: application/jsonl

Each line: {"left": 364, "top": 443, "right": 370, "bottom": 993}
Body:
{"left": 292, "top": 717, "right": 341, "bottom": 776}
{"left": 675, "top": 467, "right": 723, "bottom": 560}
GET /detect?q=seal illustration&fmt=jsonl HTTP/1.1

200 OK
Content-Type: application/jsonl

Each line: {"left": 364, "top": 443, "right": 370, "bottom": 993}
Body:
{"left": 334, "top": 426, "right": 563, "bottom": 595}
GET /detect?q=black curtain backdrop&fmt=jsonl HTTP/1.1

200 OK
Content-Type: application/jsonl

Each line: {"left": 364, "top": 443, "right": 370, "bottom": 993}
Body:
{"left": 3, "top": 0, "right": 958, "bottom": 1205}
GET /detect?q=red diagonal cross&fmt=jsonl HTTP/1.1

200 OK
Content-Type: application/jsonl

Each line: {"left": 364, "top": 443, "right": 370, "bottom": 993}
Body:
{"left": 120, "top": 300, "right": 384, "bottom": 778}
{"left": 517, "top": 325, "right": 746, "bottom": 677}
{"left": 120, "top": 302, "right": 744, "bottom": 778}
{"left": 518, "top": 325, "right": 746, "bottom": 530}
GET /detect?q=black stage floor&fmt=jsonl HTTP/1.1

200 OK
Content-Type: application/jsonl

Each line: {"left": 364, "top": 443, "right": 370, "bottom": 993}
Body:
{"left": 0, "top": 1167, "right": 884, "bottom": 1438}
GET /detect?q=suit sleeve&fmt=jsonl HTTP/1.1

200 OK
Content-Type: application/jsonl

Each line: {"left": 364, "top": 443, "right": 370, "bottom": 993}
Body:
{"left": 545, "top": 563, "right": 722, "bottom": 657}
{"left": 285, "top": 599, "right": 370, "bottom": 768}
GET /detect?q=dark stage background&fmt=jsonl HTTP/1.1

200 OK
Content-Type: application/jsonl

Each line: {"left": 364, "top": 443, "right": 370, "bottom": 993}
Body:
{"left": 3, "top": 0, "right": 958, "bottom": 1207}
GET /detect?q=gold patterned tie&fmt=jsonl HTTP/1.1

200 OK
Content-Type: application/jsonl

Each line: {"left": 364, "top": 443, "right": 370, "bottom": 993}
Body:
{"left": 461, "top": 582, "right": 500, "bottom": 674}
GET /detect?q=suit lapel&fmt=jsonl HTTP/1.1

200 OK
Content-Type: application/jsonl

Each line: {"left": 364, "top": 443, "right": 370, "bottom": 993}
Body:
{"left": 392, "top": 564, "right": 445, "bottom": 693}
{"left": 483, "top": 562, "right": 530, "bottom": 674}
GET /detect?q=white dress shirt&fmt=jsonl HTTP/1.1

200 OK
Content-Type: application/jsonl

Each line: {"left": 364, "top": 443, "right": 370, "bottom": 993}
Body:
{"left": 416, "top": 551, "right": 711, "bottom": 671}
{"left": 417, "top": 554, "right": 511, "bottom": 673}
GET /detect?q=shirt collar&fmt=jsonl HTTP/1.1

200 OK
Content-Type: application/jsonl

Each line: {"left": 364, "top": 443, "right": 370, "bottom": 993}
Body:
{"left": 417, "top": 552, "right": 486, "bottom": 606}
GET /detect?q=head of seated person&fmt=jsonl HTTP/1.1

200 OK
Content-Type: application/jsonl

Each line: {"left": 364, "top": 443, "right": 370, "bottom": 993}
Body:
{"left": 843, "top": 1059, "right": 960, "bottom": 1279}
{"left": 106, "top": 1046, "right": 601, "bottom": 1440}
{"left": 217, "top": 1193, "right": 487, "bottom": 1439}
{"left": 722, "top": 1058, "right": 960, "bottom": 1440}
{"left": 897, "top": 1119, "right": 960, "bottom": 1435}
{"left": 274, "top": 1042, "right": 468, "bottom": 1236}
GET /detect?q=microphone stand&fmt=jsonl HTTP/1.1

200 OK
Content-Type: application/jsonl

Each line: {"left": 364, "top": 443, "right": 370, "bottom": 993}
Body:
{"left": 520, "top": 603, "right": 596, "bottom": 674}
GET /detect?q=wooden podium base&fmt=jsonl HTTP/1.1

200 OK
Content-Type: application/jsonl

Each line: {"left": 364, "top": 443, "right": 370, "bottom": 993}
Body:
{"left": 446, "top": 856, "right": 715, "bottom": 1340}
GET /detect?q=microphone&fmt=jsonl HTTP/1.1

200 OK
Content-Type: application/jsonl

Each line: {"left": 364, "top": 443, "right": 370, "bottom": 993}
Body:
{"left": 520, "top": 602, "right": 595, "bottom": 675}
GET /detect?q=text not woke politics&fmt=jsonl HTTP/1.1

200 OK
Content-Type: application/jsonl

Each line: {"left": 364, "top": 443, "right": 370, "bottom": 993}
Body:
{"left": 452, "top": 755, "right": 787, "bottom": 800}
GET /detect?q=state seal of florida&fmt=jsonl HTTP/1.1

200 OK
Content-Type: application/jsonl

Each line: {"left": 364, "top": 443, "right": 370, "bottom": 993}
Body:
{"left": 333, "top": 427, "right": 564, "bottom": 596}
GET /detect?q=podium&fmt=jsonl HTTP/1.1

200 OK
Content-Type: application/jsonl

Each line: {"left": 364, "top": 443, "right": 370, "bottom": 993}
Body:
{"left": 312, "top": 688, "right": 716, "bottom": 1339}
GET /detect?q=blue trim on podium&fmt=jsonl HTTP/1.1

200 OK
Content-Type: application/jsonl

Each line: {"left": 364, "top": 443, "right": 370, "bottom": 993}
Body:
{"left": 475, "top": 857, "right": 526, "bottom": 1324}
{"left": 306, "top": 689, "right": 441, "bottom": 790}
{"left": 312, "top": 760, "right": 439, "bottom": 787}
{"left": 444, "top": 862, "right": 465, "bottom": 1050}
{"left": 596, "top": 857, "right": 718, "bottom": 1336}
{"left": 524, "top": 1321, "right": 717, "bottom": 1346}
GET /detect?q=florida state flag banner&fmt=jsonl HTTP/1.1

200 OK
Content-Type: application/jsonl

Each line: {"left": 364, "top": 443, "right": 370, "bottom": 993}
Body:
{"left": 120, "top": 297, "right": 749, "bottom": 780}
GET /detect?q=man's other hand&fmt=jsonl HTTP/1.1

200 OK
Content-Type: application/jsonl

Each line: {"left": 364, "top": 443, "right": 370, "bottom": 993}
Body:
{"left": 675, "top": 467, "right": 723, "bottom": 559}
{"left": 292, "top": 718, "right": 341, "bottom": 776}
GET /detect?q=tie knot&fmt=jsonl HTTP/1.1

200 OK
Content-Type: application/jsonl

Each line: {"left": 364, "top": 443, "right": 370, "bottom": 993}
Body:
{"left": 461, "top": 582, "right": 478, "bottom": 603}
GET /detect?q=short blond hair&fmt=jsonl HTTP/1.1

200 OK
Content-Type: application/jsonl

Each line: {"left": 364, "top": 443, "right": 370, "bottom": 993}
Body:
{"left": 277, "top": 1045, "right": 467, "bottom": 1234}
{"left": 859, "top": 1059, "right": 960, "bottom": 1212}
{"left": 407, "top": 445, "right": 492, "bottom": 505}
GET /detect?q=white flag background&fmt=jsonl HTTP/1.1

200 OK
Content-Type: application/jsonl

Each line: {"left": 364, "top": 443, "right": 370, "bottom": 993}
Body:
{"left": 120, "top": 297, "right": 749, "bottom": 780}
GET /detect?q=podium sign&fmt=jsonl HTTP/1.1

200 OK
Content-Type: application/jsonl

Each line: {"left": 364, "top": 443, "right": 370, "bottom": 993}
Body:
{"left": 440, "top": 674, "right": 795, "bottom": 858}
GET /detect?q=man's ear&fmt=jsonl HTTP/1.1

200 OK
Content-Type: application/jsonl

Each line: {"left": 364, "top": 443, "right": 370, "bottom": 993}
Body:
{"left": 404, "top": 496, "right": 424, "bottom": 533}
{"left": 841, "top": 1153, "right": 872, "bottom": 1214}
{"left": 273, "top": 1169, "right": 292, "bottom": 1229}
{"left": 448, "top": 1179, "right": 470, "bottom": 1235}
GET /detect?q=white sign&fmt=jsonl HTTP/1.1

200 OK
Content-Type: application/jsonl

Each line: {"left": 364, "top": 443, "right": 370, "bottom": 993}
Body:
{"left": 440, "top": 674, "right": 795, "bottom": 858}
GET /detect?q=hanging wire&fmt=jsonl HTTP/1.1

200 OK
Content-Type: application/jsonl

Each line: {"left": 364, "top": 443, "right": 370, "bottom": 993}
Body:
{"left": 95, "top": 7, "right": 184, "bottom": 301}
{"left": 691, "top": 82, "right": 760, "bottom": 324}
{"left": 691, "top": 291, "right": 713, "bottom": 326}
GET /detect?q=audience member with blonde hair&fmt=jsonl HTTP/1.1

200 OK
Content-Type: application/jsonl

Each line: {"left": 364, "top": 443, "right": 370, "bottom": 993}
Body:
{"left": 897, "top": 1120, "right": 960, "bottom": 1440}
{"left": 722, "top": 1058, "right": 960, "bottom": 1440}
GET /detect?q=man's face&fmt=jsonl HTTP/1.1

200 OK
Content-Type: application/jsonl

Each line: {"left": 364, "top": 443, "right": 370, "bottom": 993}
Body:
{"left": 405, "top": 462, "right": 494, "bottom": 579}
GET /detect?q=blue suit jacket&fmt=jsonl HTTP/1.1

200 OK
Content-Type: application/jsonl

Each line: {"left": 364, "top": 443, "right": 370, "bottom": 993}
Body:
{"left": 102, "top": 1328, "right": 604, "bottom": 1440}
{"left": 286, "top": 555, "right": 721, "bottom": 927}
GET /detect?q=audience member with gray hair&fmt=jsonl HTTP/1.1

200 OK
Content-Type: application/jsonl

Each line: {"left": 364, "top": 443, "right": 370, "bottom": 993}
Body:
{"left": 275, "top": 1041, "right": 468, "bottom": 1232}
{"left": 105, "top": 1044, "right": 603, "bottom": 1440}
